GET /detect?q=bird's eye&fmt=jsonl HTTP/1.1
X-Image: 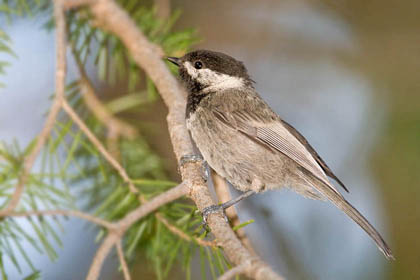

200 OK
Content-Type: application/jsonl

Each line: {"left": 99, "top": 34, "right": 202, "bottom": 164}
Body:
{"left": 194, "top": 61, "right": 203, "bottom": 69}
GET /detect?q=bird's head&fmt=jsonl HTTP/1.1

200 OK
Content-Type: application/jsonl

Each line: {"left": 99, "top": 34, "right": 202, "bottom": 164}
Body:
{"left": 167, "top": 50, "right": 253, "bottom": 94}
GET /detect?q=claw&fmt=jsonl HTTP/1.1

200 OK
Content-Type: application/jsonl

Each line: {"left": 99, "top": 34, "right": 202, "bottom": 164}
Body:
{"left": 200, "top": 190, "right": 256, "bottom": 229}
{"left": 180, "top": 154, "right": 203, "bottom": 166}
{"left": 201, "top": 162, "right": 209, "bottom": 182}
{"left": 202, "top": 204, "right": 229, "bottom": 227}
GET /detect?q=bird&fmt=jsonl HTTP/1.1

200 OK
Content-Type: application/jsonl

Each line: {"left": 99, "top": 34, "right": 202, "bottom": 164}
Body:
{"left": 166, "top": 49, "right": 394, "bottom": 260}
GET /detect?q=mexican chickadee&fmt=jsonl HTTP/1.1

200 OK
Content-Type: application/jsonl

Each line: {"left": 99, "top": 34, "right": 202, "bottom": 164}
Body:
{"left": 167, "top": 50, "right": 394, "bottom": 260}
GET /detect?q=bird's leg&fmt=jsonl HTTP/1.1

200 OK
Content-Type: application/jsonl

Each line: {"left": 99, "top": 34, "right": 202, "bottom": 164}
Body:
{"left": 179, "top": 154, "right": 209, "bottom": 181}
{"left": 202, "top": 190, "right": 255, "bottom": 224}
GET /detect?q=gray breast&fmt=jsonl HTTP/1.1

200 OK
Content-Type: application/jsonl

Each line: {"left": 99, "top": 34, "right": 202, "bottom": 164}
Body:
{"left": 187, "top": 107, "right": 289, "bottom": 192}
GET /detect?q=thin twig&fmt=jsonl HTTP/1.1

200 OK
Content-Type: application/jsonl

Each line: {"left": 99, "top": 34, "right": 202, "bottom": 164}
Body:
{"left": 62, "top": 99, "right": 138, "bottom": 194}
{"left": 212, "top": 170, "right": 256, "bottom": 255}
{"left": 8, "top": 209, "right": 114, "bottom": 229}
{"left": 117, "top": 182, "right": 188, "bottom": 230}
{"left": 156, "top": 213, "right": 216, "bottom": 247}
{"left": 78, "top": 72, "right": 138, "bottom": 139}
{"left": 0, "top": 100, "right": 62, "bottom": 217}
{"left": 212, "top": 171, "right": 238, "bottom": 222}
{"left": 7, "top": 184, "right": 190, "bottom": 280}
{"left": 106, "top": 126, "right": 122, "bottom": 159}
{"left": 87, "top": 232, "right": 120, "bottom": 280}
{"left": 0, "top": 0, "right": 66, "bottom": 217}
{"left": 87, "top": 183, "right": 188, "bottom": 279}
{"left": 116, "top": 241, "right": 131, "bottom": 280}
{"left": 218, "top": 262, "right": 249, "bottom": 280}
{"left": 138, "top": 189, "right": 217, "bottom": 247}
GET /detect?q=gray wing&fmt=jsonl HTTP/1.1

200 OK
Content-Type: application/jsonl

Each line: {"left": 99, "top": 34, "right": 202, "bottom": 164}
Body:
{"left": 213, "top": 106, "right": 394, "bottom": 259}
{"left": 281, "top": 120, "right": 349, "bottom": 192}
{"left": 213, "top": 109, "right": 341, "bottom": 195}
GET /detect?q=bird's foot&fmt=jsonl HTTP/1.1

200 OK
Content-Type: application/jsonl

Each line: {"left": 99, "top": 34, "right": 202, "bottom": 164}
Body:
{"left": 180, "top": 154, "right": 203, "bottom": 166}
{"left": 201, "top": 204, "right": 229, "bottom": 229}
{"left": 179, "top": 154, "right": 209, "bottom": 182}
{"left": 201, "top": 190, "right": 256, "bottom": 230}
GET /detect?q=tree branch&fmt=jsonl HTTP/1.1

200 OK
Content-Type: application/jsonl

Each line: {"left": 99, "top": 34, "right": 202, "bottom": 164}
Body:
{"left": 8, "top": 183, "right": 190, "bottom": 279}
{"left": 71, "top": 45, "right": 138, "bottom": 140}
{"left": 0, "top": 0, "right": 66, "bottom": 217}
{"left": 116, "top": 182, "right": 188, "bottom": 230}
{"left": 72, "top": 50, "right": 137, "bottom": 159}
{"left": 0, "top": 0, "right": 283, "bottom": 278}
{"left": 86, "top": 232, "right": 120, "bottom": 280}
{"left": 86, "top": 182, "right": 188, "bottom": 279}
{"left": 2, "top": 2, "right": 226, "bottom": 279}
{"left": 83, "top": 0, "right": 284, "bottom": 279}
{"left": 116, "top": 241, "right": 131, "bottom": 280}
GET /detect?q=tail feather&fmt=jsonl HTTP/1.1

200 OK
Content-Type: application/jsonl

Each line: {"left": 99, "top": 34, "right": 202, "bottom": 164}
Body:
{"left": 299, "top": 168, "right": 395, "bottom": 260}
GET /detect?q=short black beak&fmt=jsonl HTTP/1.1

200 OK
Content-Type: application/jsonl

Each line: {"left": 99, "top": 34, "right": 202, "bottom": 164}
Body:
{"left": 166, "top": 57, "right": 180, "bottom": 67}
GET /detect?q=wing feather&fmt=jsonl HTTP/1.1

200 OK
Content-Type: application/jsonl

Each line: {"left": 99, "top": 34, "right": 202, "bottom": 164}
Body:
{"left": 281, "top": 120, "right": 349, "bottom": 192}
{"left": 213, "top": 109, "right": 341, "bottom": 195}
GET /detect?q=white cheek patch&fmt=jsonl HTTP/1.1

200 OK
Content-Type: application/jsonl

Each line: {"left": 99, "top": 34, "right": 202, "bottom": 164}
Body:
{"left": 184, "top": 61, "right": 199, "bottom": 79}
{"left": 203, "top": 72, "right": 244, "bottom": 93}
{"left": 183, "top": 61, "right": 244, "bottom": 92}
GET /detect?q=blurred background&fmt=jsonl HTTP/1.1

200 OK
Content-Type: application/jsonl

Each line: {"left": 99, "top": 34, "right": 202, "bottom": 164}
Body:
{"left": 1, "top": 0, "right": 419, "bottom": 279}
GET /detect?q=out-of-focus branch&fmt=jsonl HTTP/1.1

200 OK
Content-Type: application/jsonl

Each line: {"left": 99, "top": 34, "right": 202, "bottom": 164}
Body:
{"left": 212, "top": 170, "right": 257, "bottom": 255}
{"left": 81, "top": 0, "right": 284, "bottom": 279}
{"left": 212, "top": 171, "right": 237, "bottom": 222}
{"left": 62, "top": 100, "right": 138, "bottom": 194}
{"left": 71, "top": 47, "right": 138, "bottom": 140}
{"left": 116, "top": 183, "right": 188, "bottom": 230}
{"left": 116, "top": 241, "right": 131, "bottom": 280}
{"left": 78, "top": 72, "right": 138, "bottom": 139}
{"left": 71, "top": 46, "right": 138, "bottom": 159}
{"left": 218, "top": 262, "right": 250, "bottom": 280}
{"left": 86, "top": 232, "right": 120, "bottom": 280}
